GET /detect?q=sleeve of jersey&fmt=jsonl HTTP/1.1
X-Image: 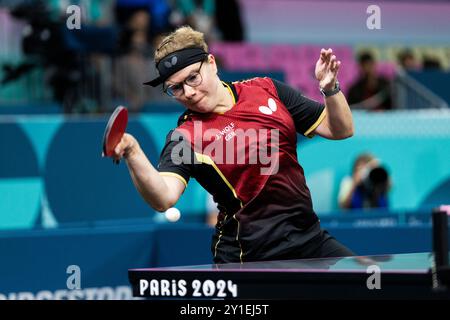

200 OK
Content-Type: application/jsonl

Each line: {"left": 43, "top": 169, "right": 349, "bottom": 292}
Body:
{"left": 157, "top": 129, "right": 192, "bottom": 187}
{"left": 271, "top": 78, "right": 326, "bottom": 138}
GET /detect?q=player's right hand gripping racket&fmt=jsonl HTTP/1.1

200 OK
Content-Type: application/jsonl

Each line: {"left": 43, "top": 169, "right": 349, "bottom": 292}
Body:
{"left": 102, "top": 106, "right": 128, "bottom": 164}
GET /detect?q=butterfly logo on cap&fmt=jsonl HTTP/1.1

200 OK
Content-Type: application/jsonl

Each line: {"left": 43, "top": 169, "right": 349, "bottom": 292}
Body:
{"left": 164, "top": 56, "right": 178, "bottom": 68}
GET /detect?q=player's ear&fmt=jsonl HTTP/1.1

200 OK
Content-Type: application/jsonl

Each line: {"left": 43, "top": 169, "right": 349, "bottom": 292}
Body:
{"left": 208, "top": 54, "right": 218, "bottom": 74}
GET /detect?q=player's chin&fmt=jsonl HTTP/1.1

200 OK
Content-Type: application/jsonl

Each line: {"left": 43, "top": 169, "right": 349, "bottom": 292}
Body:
{"left": 189, "top": 97, "right": 211, "bottom": 113}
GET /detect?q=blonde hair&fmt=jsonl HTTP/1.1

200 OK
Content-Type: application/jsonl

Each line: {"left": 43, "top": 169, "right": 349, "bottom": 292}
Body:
{"left": 154, "top": 26, "right": 208, "bottom": 64}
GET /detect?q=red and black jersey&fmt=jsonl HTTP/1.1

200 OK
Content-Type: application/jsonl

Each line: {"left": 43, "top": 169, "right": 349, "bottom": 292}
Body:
{"left": 158, "top": 77, "right": 326, "bottom": 263}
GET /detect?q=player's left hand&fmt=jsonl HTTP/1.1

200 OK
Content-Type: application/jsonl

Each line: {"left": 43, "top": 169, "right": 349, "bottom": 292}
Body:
{"left": 315, "top": 48, "right": 341, "bottom": 91}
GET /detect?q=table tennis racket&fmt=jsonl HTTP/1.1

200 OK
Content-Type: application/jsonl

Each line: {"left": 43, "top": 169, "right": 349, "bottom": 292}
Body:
{"left": 102, "top": 106, "right": 128, "bottom": 164}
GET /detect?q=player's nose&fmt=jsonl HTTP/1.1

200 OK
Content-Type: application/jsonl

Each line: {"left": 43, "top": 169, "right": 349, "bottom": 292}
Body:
{"left": 183, "top": 84, "right": 196, "bottom": 98}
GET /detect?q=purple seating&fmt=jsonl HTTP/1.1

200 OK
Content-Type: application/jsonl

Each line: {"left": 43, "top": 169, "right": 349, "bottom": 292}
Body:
{"left": 208, "top": 42, "right": 356, "bottom": 101}
{"left": 266, "top": 45, "right": 299, "bottom": 71}
{"left": 297, "top": 45, "right": 323, "bottom": 61}
{"left": 223, "top": 43, "right": 266, "bottom": 71}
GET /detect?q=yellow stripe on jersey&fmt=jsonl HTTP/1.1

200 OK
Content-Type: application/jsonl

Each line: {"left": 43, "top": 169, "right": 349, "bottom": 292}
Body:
{"left": 194, "top": 153, "right": 243, "bottom": 208}
{"left": 304, "top": 108, "right": 327, "bottom": 138}
{"left": 159, "top": 172, "right": 188, "bottom": 187}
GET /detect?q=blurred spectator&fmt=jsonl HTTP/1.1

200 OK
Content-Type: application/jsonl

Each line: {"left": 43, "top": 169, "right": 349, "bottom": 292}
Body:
{"left": 422, "top": 55, "right": 442, "bottom": 70}
{"left": 338, "top": 153, "right": 391, "bottom": 210}
{"left": 115, "top": 0, "right": 172, "bottom": 36}
{"left": 113, "top": 10, "right": 173, "bottom": 112}
{"left": 48, "top": 0, "right": 112, "bottom": 26}
{"left": 3, "top": 0, "right": 114, "bottom": 113}
{"left": 397, "top": 49, "right": 420, "bottom": 71}
{"left": 215, "top": 0, "right": 245, "bottom": 41}
{"left": 347, "top": 52, "right": 393, "bottom": 111}
{"left": 170, "top": 0, "right": 217, "bottom": 41}
{"left": 113, "top": 10, "right": 153, "bottom": 112}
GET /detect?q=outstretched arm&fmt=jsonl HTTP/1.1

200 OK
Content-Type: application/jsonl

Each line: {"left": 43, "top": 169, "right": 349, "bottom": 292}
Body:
{"left": 113, "top": 133, "right": 185, "bottom": 212}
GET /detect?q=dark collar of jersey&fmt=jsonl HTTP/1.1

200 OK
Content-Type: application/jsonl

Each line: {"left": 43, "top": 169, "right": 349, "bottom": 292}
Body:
{"left": 223, "top": 81, "right": 239, "bottom": 104}
{"left": 143, "top": 48, "right": 208, "bottom": 87}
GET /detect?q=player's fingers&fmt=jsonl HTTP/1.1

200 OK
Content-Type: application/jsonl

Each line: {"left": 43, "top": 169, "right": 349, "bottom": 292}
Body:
{"left": 328, "top": 55, "right": 335, "bottom": 68}
{"left": 112, "top": 149, "right": 123, "bottom": 162}
{"left": 331, "top": 59, "right": 341, "bottom": 72}
{"left": 116, "top": 133, "right": 136, "bottom": 159}
{"left": 111, "top": 150, "right": 121, "bottom": 164}
{"left": 330, "top": 55, "right": 337, "bottom": 70}
{"left": 325, "top": 48, "right": 333, "bottom": 61}
{"left": 329, "top": 60, "right": 335, "bottom": 71}
{"left": 320, "top": 49, "right": 327, "bottom": 61}
{"left": 326, "top": 51, "right": 334, "bottom": 64}
{"left": 113, "top": 136, "right": 128, "bottom": 157}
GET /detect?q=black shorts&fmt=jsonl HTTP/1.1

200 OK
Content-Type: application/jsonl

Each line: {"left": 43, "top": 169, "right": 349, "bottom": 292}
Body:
{"left": 272, "top": 229, "right": 355, "bottom": 260}
{"left": 213, "top": 228, "right": 355, "bottom": 263}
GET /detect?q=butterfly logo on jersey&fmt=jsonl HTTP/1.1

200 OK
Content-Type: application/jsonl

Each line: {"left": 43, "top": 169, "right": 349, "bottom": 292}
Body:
{"left": 258, "top": 98, "right": 277, "bottom": 115}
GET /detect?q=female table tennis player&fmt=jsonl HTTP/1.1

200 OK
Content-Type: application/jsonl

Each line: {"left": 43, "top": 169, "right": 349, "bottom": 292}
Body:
{"left": 112, "top": 26, "right": 355, "bottom": 263}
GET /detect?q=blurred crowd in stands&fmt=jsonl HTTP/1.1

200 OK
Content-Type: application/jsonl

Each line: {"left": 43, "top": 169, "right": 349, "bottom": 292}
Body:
{"left": 0, "top": 0, "right": 448, "bottom": 114}
{"left": 0, "top": 0, "right": 244, "bottom": 113}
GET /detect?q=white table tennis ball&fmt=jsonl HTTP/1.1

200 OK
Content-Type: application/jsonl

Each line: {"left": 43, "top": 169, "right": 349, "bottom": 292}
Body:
{"left": 165, "top": 207, "right": 181, "bottom": 222}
